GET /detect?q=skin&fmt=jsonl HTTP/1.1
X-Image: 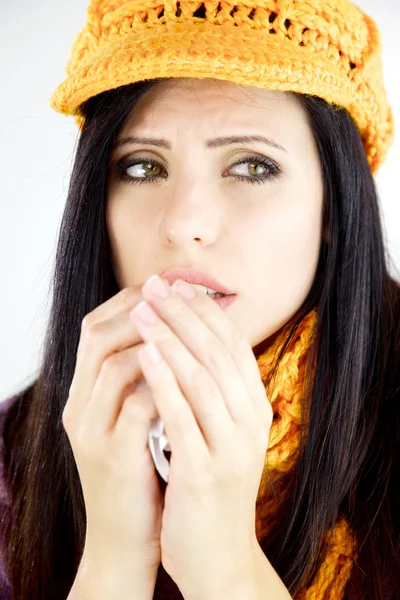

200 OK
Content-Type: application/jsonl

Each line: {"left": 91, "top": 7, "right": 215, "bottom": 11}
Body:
{"left": 106, "top": 77, "right": 324, "bottom": 353}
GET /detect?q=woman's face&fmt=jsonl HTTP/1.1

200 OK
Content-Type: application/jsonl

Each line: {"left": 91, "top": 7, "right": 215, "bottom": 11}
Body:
{"left": 106, "top": 78, "right": 324, "bottom": 350}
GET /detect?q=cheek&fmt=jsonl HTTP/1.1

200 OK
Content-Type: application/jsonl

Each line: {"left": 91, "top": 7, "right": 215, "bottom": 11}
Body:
{"left": 106, "top": 197, "right": 146, "bottom": 285}
{"left": 276, "top": 211, "right": 322, "bottom": 271}
{"left": 251, "top": 189, "right": 322, "bottom": 260}
{"left": 246, "top": 187, "right": 322, "bottom": 303}
{"left": 240, "top": 210, "right": 321, "bottom": 347}
{"left": 107, "top": 202, "right": 127, "bottom": 264}
{"left": 107, "top": 194, "right": 146, "bottom": 247}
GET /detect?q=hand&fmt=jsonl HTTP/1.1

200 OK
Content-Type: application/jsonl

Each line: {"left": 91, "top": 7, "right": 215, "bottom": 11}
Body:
{"left": 130, "top": 275, "right": 274, "bottom": 594}
{"left": 62, "top": 282, "right": 171, "bottom": 584}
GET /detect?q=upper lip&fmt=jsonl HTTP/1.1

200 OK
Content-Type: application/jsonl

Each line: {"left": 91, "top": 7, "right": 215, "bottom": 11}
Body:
{"left": 159, "top": 268, "right": 236, "bottom": 295}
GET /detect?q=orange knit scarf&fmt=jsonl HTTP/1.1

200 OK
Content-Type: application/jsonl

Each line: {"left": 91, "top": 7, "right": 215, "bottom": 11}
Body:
{"left": 254, "top": 308, "right": 357, "bottom": 599}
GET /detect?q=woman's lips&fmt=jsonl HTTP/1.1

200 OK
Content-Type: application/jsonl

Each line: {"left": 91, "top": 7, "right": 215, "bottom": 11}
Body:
{"left": 212, "top": 294, "right": 237, "bottom": 310}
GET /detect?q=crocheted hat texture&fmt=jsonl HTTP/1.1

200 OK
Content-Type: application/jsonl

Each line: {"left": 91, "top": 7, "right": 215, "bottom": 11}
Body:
{"left": 49, "top": 0, "right": 394, "bottom": 175}
{"left": 255, "top": 308, "right": 356, "bottom": 598}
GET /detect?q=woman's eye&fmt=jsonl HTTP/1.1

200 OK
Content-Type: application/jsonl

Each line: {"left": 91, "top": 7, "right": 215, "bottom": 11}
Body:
{"left": 116, "top": 155, "right": 281, "bottom": 186}
{"left": 117, "top": 158, "right": 166, "bottom": 185}
{"left": 227, "top": 157, "right": 281, "bottom": 185}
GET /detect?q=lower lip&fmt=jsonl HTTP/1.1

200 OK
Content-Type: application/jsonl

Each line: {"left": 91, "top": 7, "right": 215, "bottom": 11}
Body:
{"left": 211, "top": 294, "right": 237, "bottom": 309}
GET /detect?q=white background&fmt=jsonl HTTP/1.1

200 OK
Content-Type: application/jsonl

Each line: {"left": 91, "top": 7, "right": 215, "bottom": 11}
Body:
{"left": 1, "top": 1, "right": 399, "bottom": 401}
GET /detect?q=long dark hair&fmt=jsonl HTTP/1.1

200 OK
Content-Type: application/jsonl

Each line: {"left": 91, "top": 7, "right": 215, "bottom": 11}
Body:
{"left": 3, "top": 78, "right": 400, "bottom": 600}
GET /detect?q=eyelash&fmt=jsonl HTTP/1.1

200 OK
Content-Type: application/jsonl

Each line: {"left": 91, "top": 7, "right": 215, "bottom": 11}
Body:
{"left": 116, "top": 155, "right": 282, "bottom": 187}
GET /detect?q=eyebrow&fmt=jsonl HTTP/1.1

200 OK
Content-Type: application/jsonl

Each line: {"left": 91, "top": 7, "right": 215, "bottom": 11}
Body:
{"left": 112, "top": 135, "right": 288, "bottom": 153}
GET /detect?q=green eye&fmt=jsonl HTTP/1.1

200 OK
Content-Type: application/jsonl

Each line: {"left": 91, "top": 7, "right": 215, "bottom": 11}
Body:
{"left": 116, "top": 155, "right": 281, "bottom": 186}
{"left": 227, "top": 156, "right": 281, "bottom": 184}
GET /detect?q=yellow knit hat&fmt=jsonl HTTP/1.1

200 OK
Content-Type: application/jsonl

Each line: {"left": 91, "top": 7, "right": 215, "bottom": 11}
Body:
{"left": 49, "top": 0, "right": 394, "bottom": 175}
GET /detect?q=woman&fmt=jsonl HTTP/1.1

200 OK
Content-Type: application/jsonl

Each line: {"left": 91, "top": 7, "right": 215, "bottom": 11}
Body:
{"left": 0, "top": 1, "right": 399, "bottom": 599}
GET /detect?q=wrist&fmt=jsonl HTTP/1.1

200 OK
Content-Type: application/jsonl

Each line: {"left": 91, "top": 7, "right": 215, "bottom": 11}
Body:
{"left": 69, "top": 551, "right": 159, "bottom": 600}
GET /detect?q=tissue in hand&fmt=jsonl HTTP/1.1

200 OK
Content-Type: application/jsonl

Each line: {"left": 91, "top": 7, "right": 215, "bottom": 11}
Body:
{"left": 135, "top": 377, "right": 171, "bottom": 483}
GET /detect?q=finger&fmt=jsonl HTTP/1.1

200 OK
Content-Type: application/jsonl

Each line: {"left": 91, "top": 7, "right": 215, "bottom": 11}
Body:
{"left": 137, "top": 343, "right": 209, "bottom": 471}
{"left": 65, "top": 279, "right": 168, "bottom": 425}
{"left": 77, "top": 343, "right": 157, "bottom": 438}
{"left": 75, "top": 278, "right": 169, "bottom": 360}
{"left": 137, "top": 280, "right": 257, "bottom": 430}
{"left": 80, "top": 287, "right": 139, "bottom": 338}
{"left": 130, "top": 301, "right": 233, "bottom": 455}
{"left": 114, "top": 386, "right": 160, "bottom": 457}
{"left": 153, "top": 280, "right": 272, "bottom": 431}
{"left": 65, "top": 311, "right": 140, "bottom": 427}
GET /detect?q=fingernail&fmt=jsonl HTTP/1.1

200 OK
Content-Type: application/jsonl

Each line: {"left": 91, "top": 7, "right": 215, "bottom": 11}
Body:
{"left": 131, "top": 300, "right": 159, "bottom": 325}
{"left": 172, "top": 280, "right": 196, "bottom": 299}
{"left": 145, "top": 275, "right": 170, "bottom": 298}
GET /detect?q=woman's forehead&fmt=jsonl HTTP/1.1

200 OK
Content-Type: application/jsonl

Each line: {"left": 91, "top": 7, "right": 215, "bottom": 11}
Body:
{"left": 119, "top": 78, "right": 305, "bottom": 138}
{"left": 138, "top": 77, "right": 294, "bottom": 107}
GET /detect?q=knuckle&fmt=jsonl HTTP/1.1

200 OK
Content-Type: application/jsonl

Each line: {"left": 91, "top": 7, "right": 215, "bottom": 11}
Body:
{"left": 81, "top": 320, "right": 102, "bottom": 344}
{"left": 122, "top": 394, "right": 149, "bottom": 419}
{"left": 121, "top": 393, "right": 159, "bottom": 426}
{"left": 101, "top": 352, "right": 127, "bottom": 374}
{"left": 81, "top": 313, "right": 93, "bottom": 332}
{"left": 120, "top": 286, "right": 137, "bottom": 307}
